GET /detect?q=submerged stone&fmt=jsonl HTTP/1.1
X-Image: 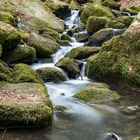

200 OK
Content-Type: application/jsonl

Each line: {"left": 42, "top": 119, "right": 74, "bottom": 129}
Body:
{"left": 74, "top": 82, "right": 120, "bottom": 103}
{"left": 0, "top": 82, "right": 53, "bottom": 127}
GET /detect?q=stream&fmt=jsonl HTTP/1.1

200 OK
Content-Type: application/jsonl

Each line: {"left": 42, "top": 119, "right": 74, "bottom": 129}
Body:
{"left": 0, "top": 10, "right": 140, "bottom": 140}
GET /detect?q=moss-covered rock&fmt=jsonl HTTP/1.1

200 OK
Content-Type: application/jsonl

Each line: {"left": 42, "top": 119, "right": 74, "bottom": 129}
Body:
{"left": 75, "top": 32, "right": 90, "bottom": 42}
{"left": 74, "top": 82, "right": 120, "bottom": 103}
{"left": 54, "top": 105, "right": 67, "bottom": 112}
{"left": 107, "top": 20, "right": 125, "bottom": 29}
{"left": 36, "top": 67, "right": 67, "bottom": 82}
{"left": 86, "top": 14, "right": 140, "bottom": 87}
{"left": 28, "top": 33, "right": 60, "bottom": 59}
{"left": 0, "top": 82, "right": 53, "bottom": 127}
{"left": 0, "top": 11, "right": 17, "bottom": 26}
{"left": 55, "top": 58, "right": 80, "bottom": 78}
{"left": 86, "top": 16, "right": 110, "bottom": 34}
{"left": 73, "top": 23, "right": 86, "bottom": 33}
{"left": 69, "top": 0, "right": 81, "bottom": 9}
{"left": 102, "top": 0, "right": 120, "bottom": 10}
{"left": 12, "top": 64, "right": 43, "bottom": 84}
{"left": 133, "top": 136, "right": 140, "bottom": 140}
{"left": 0, "top": 21, "right": 23, "bottom": 50}
{"left": 0, "top": 60, "right": 12, "bottom": 82}
{"left": 39, "top": 27, "right": 60, "bottom": 42}
{"left": 65, "top": 46, "right": 100, "bottom": 60}
{"left": 3, "top": 45, "right": 36, "bottom": 64}
{"left": 88, "top": 28, "right": 125, "bottom": 46}
{"left": 57, "top": 40, "right": 71, "bottom": 46}
{"left": 80, "top": 3, "right": 115, "bottom": 23}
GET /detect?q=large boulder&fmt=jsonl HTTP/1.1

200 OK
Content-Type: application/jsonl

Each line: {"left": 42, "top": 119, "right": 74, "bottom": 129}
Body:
{"left": 0, "top": 82, "right": 53, "bottom": 127}
{"left": 0, "top": 0, "right": 64, "bottom": 33}
{"left": 36, "top": 67, "right": 67, "bottom": 82}
{"left": 74, "top": 82, "right": 120, "bottom": 103}
{"left": 65, "top": 46, "right": 100, "bottom": 60}
{"left": 28, "top": 33, "right": 60, "bottom": 59}
{"left": 55, "top": 58, "right": 80, "bottom": 78}
{"left": 12, "top": 64, "right": 43, "bottom": 84}
{"left": 86, "top": 12, "right": 140, "bottom": 88}
{"left": 2, "top": 45, "right": 36, "bottom": 64}
{"left": 80, "top": 3, "right": 115, "bottom": 23}
{"left": 86, "top": 16, "right": 110, "bottom": 34}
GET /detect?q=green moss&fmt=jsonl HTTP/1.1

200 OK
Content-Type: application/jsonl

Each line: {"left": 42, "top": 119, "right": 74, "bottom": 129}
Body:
{"left": 0, "top": 44, "right": 2, "bottom": 57}
{"left": 36, "top": 67, "right": 66, "bottom": 82}
{"left": 107, "top": 20, "right": 125, "bottom": 29}
{"left": 129, "top": 6, "right": 140, "bottom": 12}
{"left": 65, "top": 46, "right": 100, "bottom": 60}
{"left": 0, "top": 11, "right": 17, "bottom": 26}
{"left": 12, "top": 64, "right": 43, "bottom": 84}
{"left": 55, "top": 57, "right": 80, "bottom": 78}
{"left": 73, "top": 24, "right": 85, "bottom": 33}
{"left": 74, "top": 83, "right": 120, "bottom": 103}
{"left": 57, "top": 40, "right": 71, "bottom": 46}
{"left": 3, "top": 45, "right": 36, "bottom": 64}
{"left": 133, "top": 136, "right": 140, "bottom": 140}
{"left": 29, "top": 33, "right": 60, "bottom": 58}
{"left": 0, "top": 60, "right": 12, "bottom": 82}
{"left": 54, "top": 105, "right": 67, "bottom": 112}
{"left": 102, "top": 0, "right": 120, "bottom": 10}
{"left": 86, "top": 16, "right": 110, "bottom": 34}
{"left": 0, "top": 22, "right": 29, "bottom": 51}
{"left": 80, "top": 3, "right": 115, "bottom": 23}
{"left": 86, "top": 30, "right": 140, "bottom": 87}
{"left": 69, "top": 0, "right": 81, "bottom": 9}
{"left": 117, "top": 16, "right": 133, "bottom": 27}
{"left": 0, "top": 83, "right": 53, "bottom": 127}
{"left": 75, "top": 32, "right": 90, "bottom": 42}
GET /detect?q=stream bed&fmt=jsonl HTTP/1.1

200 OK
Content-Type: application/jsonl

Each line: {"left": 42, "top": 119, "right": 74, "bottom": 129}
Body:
{"left": 0, "top": 10, "right": 140, "bottom": 140}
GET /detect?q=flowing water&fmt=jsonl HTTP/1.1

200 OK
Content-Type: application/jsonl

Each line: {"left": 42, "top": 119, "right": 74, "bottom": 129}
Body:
{"left": 1, "top": 10, "right": 140, "bottom": 140}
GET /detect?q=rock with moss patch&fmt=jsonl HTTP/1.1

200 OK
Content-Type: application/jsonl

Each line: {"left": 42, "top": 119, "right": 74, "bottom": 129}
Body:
{"left": 3, "top": 45, "right": 36, "bottom": 64}
{"left": 0, "top": 82, "right": 53, "bottom": 127}
{"left": 54, "top": 105, "right": 67, "bottom": 112}
{"left": 80, "top": 3, "right": 115, "bottom": 23}
{"left": 0, "top": 60, "right": 12, "bottom": 82}
{"left": 69, "top": 0, "right": 81, "bottom": 9}
{"left": 55, "top": 58, "right": 80, "bottom": 78}
{"left": 117, "top": 16, "right": 133, "bottom": 27}
{"left": 61, "top": 33, "right": 72, "bottom": 42}
{"left": 74, "top": 82, "right": 120, "bottom": 103}
{"left": 86, "top": 13, "right": 140, "bottom": 88}
{"left": 65, "top": 46, "right": 100, "bottom": 60}
{"left": 73, "top": 24, "right": 85, "bottom": 33}
{"left": 107, "top": 20, "right": 125, "bottom": 29}
{"left": 75, "top": 32, "right": 90, "bottom": 42}
{"left": 0, "top": 11, "right": 17, "bottom": 26}
{"left": 0, "top": 21, "right": 25, "bottom": 51}
{"left": 86, "top": 16, "right": 110, "bottom": 34}
{"left": 12, "top": 64, "right": 43, "bottom": 84}
{"left": 57, "top": 40, "right": 71, "bottom": 46}
{"left": 28, "top": 33, "right": 60, "bottom": 59}
{"left": 102, "top": 0, "right": 120, "bottom": 10}
{"left": 36, "top": 67, "right": 67, "bottom": 82}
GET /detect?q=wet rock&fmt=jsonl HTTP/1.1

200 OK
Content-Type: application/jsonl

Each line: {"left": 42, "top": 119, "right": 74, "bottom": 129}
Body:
{"left": 54, "top": 105, "right": 67, "bottom": 112}
{"left": 36, "top": 67, "right": 67, "bottom": 82}
{"left": 122, "top": 105, "right": 140, "bottom": 114}
{"left": 74, "top": 82, "right": 120, "bottom": 103}
{"left": 86, "top": 16, "right": 110, "bottom": 35}
{"left": 75, "top": 32, "right": 90, "bottom": 42}
{"left": 2, "top": 45, "right": 36, "bottom": 64}
{"left": 61, "top": 33, "right": 72, "bottom": 42}
{"left": 65, "top": 46, "right": 100, "bottom": 60}
{"left": 73, "top": 24, "right": 85, "bottom": 33}
{"left": 0, "top": 82, "right": 53, "bottom": 127}
{"left": 86, "top": 12, "right": 140, "bottom": 88}
{"left": 57, "top": 40, "right": 71, "bottom": 46}
{"left": 28, "top": 32, "right": 60, "bottom": 59}
{"left": 80, "top": 3, "right": 115, "bottom": 23}
{"left": 56, "top": 57, "right": 80, "bottom": 79}
{"left": 66, "top": 29, "right": 74, "bottom": 37}
{"left": 12, "top": 64, "right": 43, "bottom": 84}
